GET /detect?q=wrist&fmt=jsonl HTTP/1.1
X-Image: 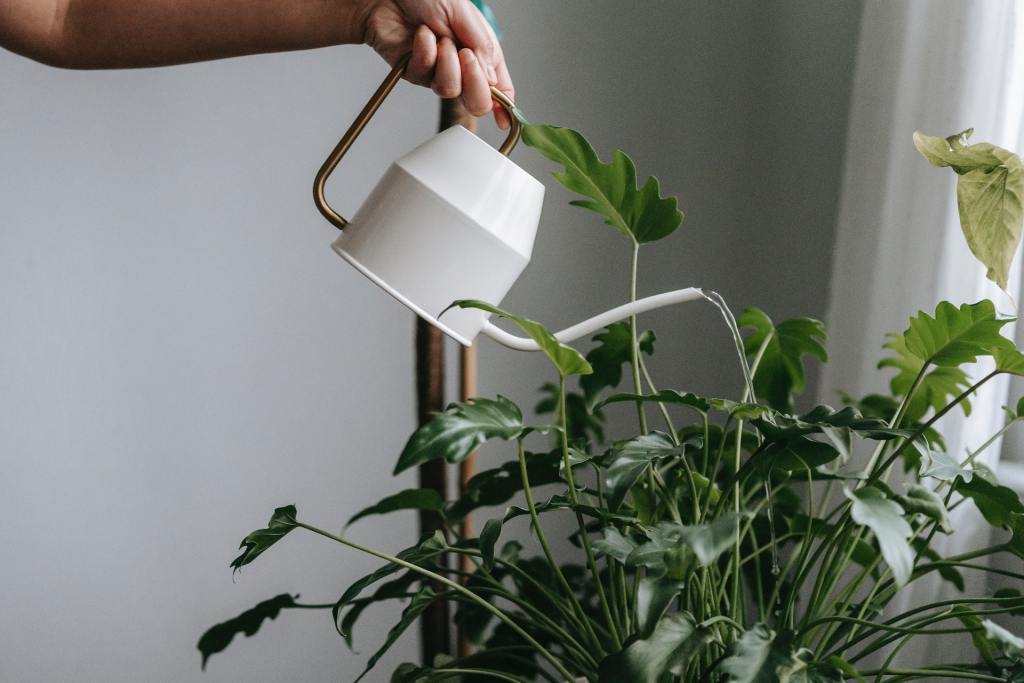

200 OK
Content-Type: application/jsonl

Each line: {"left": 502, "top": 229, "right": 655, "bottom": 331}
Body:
{"left": 336, "top": 0, "right": 376, "bottom": 45}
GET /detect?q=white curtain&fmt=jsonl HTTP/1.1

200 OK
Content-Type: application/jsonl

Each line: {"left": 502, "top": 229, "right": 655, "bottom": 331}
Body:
{"left": 818, "top": 0, "right": 1024, "bottom": 668}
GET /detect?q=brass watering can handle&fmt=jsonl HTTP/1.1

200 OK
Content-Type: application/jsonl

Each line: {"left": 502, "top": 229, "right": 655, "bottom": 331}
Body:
{"left": 313, "top": 53, "right": 522, "bottom": 230}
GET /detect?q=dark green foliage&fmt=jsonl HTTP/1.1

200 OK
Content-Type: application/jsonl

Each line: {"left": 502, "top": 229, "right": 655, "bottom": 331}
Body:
{"left": 197, "top": 594, "right": 297, "bottom": 669}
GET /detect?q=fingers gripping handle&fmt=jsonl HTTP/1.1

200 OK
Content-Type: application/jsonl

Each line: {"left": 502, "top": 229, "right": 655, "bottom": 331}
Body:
{"left": 313, "top": 54, "right": 522, "bottom": 230}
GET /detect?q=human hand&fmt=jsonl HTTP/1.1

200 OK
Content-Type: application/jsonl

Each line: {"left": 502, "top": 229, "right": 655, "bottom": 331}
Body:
{"left": 357, "top": 0, "right": 514, "bottom": 128}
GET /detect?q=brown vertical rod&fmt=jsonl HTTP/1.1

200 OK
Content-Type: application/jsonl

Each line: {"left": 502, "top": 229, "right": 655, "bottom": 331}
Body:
{"left": 416, "top": 96, "right": 478, "bottom": 665}
{"left": 457, "top": 340, "right": 478, "bottom": 658}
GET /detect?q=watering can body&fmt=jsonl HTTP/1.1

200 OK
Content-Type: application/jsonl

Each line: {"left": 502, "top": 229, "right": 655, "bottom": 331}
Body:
{"left": 314, "top": 58, "right": 544, "bottom": 346}
{"left": 331, "top": 125, "right": 543, "bottom": 345}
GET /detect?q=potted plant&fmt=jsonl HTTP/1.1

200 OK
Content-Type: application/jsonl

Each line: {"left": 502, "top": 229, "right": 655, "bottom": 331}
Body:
{"left": 199, "top": 121, "right": 1024, "bottom": 682}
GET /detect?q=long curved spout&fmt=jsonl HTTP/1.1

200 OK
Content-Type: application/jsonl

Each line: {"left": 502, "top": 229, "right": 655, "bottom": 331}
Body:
{"left": 479, "top": 287, "right": 706, "bottom": 351}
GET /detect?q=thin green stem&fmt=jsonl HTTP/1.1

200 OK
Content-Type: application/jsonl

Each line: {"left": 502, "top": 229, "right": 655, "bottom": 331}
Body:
{"left": 559, "top": 377, "right": 622, "bottom": 649}
{"left": 431, "top": 669, "right": 526, "bottom": 682}
{"left": 629, "top": 240, "right": 648, "bottom": 435}
{"left": 295, "top": 522, "right": 576, "bottom": 682}
{"left": 856, "top": 668, "right": 1003, "bottom": 682}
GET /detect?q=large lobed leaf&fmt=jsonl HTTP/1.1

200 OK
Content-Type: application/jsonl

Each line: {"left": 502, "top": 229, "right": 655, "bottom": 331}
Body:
{"left": 738, "top": 308, "right": 827, "bottom": 412}
{"left": 580, "top": 322, "right": 655, "bottom": 404}
{"left": 520, "top": 122, "right": 684, "bottom": 243}
{"left": 915, "top": 129, "right": 1024, "bottom": 290}
{"left": 451, "top": 300, "right": 592, "bottom": 377}
{"left": 897, "top": 300, "right": 1012, "bottom": 367}
{"left": 879, "top": 334, "right": 973, "bottom": 422}
{"left": 717, "top": 624, "right": 812, "bottom": 682}
{"left": 394, "top": 395, "right": 524, "bottom": 474}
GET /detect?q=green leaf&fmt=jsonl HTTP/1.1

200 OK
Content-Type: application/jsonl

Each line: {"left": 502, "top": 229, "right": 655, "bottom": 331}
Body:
{"left": 580, "top": 322, "right": 655, "bottom": 403}
{"left": 346, "top": 488, "right": 445, "bottom": 527}
{"left": 355, "top": 587, "right": 438, "bottom": 682}
{"left": 337, "top": 572, "right": 419, "bottom": 648}
{"left": 445, "top": 449, "right": 562, "bottom": 521}
{"left": 521, "top": 123, "right": 683, "bottom": 243}
{"left": 879, "top": 334, "right": 973, "bottom": 421}
{"left": 761, "top": 438, "right": 841, "bottom": 472}
{"left": 597, "top": 389, "right": 711, "bottom": 414}
{"left": 981, "top": 619, "right": 1024, "bottom": 662}
{"left": 197, "top": 594, "right": 297, "bottom": 669}
{"left": 899, "top": 483, "right": 952, "bottom": 533}
{"left": 452, "top": 300, "right": 592, "bottom": 377}
{"left": 479, "top": 517, "right": 502, "bottom": 571}
{"left": 921, "top": 449, "right": 974, "bottom": 482}
{"left": 536, "top": 382, "right": 605, "bottom": 444}
{"left": 637, "top": 576, "right": 686, "bottom": 637}
{"left": 996, "top": 347, "right": 1024, "bottom": 376}
{"left": 593, "top": 527, "right": 638, "bottom": 564}
{"left": 1009, "top": 513, "right": 1024, "bottom": 560}
{"left": 738, "top": 308, "right": 827, "bottom": 412}
{"left": 230, "top": 505, "right": 298, "bottom": 573}
{"left": 718, "top": 624, "right": 812, "bottom": 682}
{"left": 395, "top": 396, "right": 524, "bottom": 474}
{"left": 845, "top": 486, "right": 914, "bottom": 587}
{"left": 605, "top": 431, "right": 695, "bottom": 510}
{"left": 631, "top": 515, "right": 741, "bottom": 571}
{"left": 898, "top": 300, "right": 1013, "bottom": 366}
{"left": 914, "top": 130, "right": 1024, "bottom": 290}
{"left": 955, "top": 475, "right": 1024, "bottom": 527}
{"left": 598, "top": 612, "right": 710, "bottom": 682}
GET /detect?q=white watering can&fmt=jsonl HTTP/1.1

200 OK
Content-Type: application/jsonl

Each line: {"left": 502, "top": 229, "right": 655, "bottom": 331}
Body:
{"left": 314, "top": 56, "right": 704, "bottom": 350}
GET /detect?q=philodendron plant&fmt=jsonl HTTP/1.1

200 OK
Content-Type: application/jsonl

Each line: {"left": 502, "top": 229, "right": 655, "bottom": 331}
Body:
{"left": 199, "top": 124, "right": 1024, "bottom": 682}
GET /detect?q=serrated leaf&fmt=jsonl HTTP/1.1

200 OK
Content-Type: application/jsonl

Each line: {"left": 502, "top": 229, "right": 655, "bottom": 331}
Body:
{"left": 738, "top": 308, "right": 827, "bottom": 412}
{"left": 197, "top": 594, "right": 297, "bottom": 669}
{"left": 899, "top": 484, "right": 952, "bottom": 533}
{"left": 230, "top": 505, "right": 298, "bottom": 573}
{"left": 879, "top": 333, "right": 973, "bottom": 422}
{"left": 580, "top": 322, "right": 655, "bottom": 403}
{"left": 346, "top": 488, "right": 445, "bottom": 527}
{"left": 395, "top": 395, "right": 524, "bottom": 474}
{"left": 452, "top": 300, "right": 592, "bottom": 377}
{"left": 845, "top": 486, "right": 914, "bottom": 587}
{"left": 914, "top": 130, "right": 1024, "bottom": 291}
{"left": 521, "top": 123, "right": 683, "bottom": 243}
{"left": 598, "top": 612, "right": 710, "bottom": 682}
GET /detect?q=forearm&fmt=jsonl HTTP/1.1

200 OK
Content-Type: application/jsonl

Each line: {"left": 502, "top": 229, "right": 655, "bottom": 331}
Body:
{"left": 1, "top": 0, "right": 367, "bottom": 68}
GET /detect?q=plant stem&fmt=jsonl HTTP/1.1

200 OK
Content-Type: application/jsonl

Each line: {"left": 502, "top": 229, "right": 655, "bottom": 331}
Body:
{"left": 856, "top": 669, "right": 1004, "bottom": 682}
{"left": 628, "top": 240, "right": 649, "bottom": 435}
{"left": 559, "top": 377, "right": 622, "bottom": 649}
{"left": 294, "top": 521, "right": 576, "bottom": 682}
{"left": 514, "top": 439, "right": 604, "bottom": 654}
{"left": 431, "top": 669, "right": 527, "bottom": 682}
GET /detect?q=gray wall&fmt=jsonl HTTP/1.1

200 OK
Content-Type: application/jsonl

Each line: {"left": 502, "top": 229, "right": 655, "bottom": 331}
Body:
{"left": 0, "top": 2, "right": 862, "bottom": 681}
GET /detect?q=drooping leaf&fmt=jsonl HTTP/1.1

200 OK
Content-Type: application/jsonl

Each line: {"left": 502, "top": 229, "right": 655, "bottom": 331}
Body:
{"left": 845, "top": 486, "right": 914, "bottom": 587}
{"left": 899, "top": 483, "right": 952, "bottom": 533}
{"left": 598, "top": 612, "right": 710, "bottom": 682}
{"left": 755, "top": 405, "right": 902, "bottom": 442}
{"left": 230, "top": 505, "right": 298, "bottom": 573}
{"left": 914, "top": 129, "right": 1024, "bottom": 290}
{"left": 346, "top": 488, "right": 445, "bottom": 527}
{"left": 452, "top": 300, "right": 592, "bottom": 376}
{"left": 717, "top": 624, "right": 812, "bottom": 683}
{"left": 580, "top": 322, "right": 655, "bottom": 403}
{"left": 631, "top": 515, "right": 742, "bottom": 572}
{"left": 761, "top": 438, "right": 841, "bottom": 473}
{"left": 636, "top": 576, "right": 686, "bottom": 637}
{"left": 956, "top": 475, "right": 1024, "bottom": 527}
{"left": 197, "top": 594, "right": 297, "bottom": 669}
{"left": 337, "top": 572, "right": 420, "bottom": 648}
{"left": 355, "top": 587, "right": 438, "bottom": 682}
{"left": 395, "top": 396, "right": 524, "bottom": 474}
{"left": 479, "top": 517, "right": 503, "bottom": 571}
{"left": 521, "top": 123, "right": 684, "bottom": 243}
{"left": 738, "top": 308, "right": 827, "bottom": 412}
